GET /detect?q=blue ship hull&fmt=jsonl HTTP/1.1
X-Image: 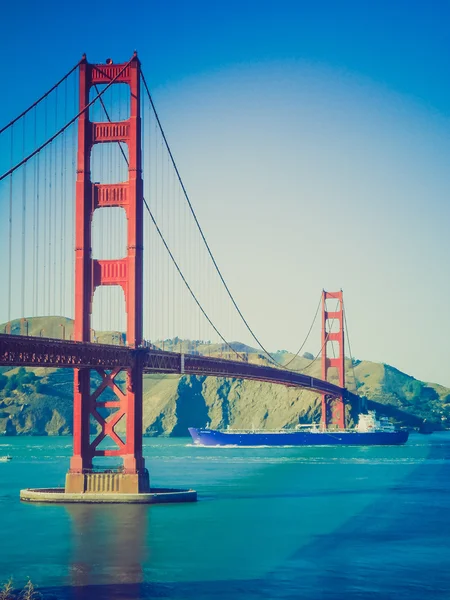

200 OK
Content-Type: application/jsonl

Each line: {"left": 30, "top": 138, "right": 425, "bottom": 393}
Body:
{"left": 188, "top": 428, "right": 409, "bottom": 447}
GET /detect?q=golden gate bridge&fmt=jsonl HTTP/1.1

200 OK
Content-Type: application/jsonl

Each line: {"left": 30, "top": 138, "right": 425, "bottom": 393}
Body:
{"left": 0, "top": 53, "right": 359, "bottom": 498}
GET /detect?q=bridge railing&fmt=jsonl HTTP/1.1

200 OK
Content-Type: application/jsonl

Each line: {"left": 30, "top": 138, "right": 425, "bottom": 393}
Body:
{"left": 0, "top": 333, "right": 356, "bottom": 401}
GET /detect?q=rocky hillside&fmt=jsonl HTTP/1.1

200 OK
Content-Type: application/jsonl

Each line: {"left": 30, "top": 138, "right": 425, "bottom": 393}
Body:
{"left": 0, "top": 317, "right": 449, "bottom": 436}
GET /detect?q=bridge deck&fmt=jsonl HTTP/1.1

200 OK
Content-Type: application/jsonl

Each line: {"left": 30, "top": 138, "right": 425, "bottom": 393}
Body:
{"left": 0, "top": 334, "right": 357, "bottom": 400}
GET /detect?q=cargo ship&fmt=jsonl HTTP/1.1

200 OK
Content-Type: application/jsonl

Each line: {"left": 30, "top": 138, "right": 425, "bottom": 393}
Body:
{"left": 188, "top": 411, "right": 409, "bottom": 447}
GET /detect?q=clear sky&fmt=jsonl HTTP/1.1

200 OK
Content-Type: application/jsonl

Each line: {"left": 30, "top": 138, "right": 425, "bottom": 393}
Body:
{"left": 1, "top": 0, "right": 450, "bottom": 386}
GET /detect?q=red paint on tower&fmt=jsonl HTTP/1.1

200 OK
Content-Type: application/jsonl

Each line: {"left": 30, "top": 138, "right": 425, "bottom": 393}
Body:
{"left": 68, "top": 54, "right": 147, "bottom": 489}
{"left": 321, "top": 290, "right": 345, "bottom": 430}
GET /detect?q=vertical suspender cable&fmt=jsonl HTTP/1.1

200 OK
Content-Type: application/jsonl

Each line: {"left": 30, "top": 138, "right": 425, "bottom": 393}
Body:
{"left": 166, "top": 152, "right": 170, "bottom": 340}
{"left": 8, "top": 128, "right": 14, "bottom": 328}
{"left": 36, "top": 143, "right": 40, "bottom": 317}
{"left": 146, "top": 87, "right": 151, "bottom": 341}
{"left": 33, "top": 107, "right": 37, "bottom": 318}
{"left": 43, "top": 100, "right": 47, "bottom": 316}
{"left": 21, "top": 115, "right": 26, "bottom": 322}
{"left": 156, "top": 116, "right": 160, "bottom": 343}
{"left": 159, "top": 127, "right": 163, "bottom": 345}
{"left": 180, "top": 186, "right": 184, "bottom": 342}
{"left": 48, "top": 131, "right": 53, "bottom": 315}
{"left": 173, "top": 169, "right": 177, "bottom": 345}
{"left": 161, "top": 137, "right": 165, "bottom": 343}
{"left": 53, "top": 88, "right": 59, "bottom": 317}
{"left": 198, "top": 198, "right": 201, "bottom": 344}
{"left": 0, "top": 61, "right": 80, "bottom": 135}
{"left": 141, "top": 71, "right": 306, "bottom": 367}
{"left": 343, "top": 301, "right": 358, "bottom": 392}
{"left": 61, "top": 78, "right": 67, "bottom": 317}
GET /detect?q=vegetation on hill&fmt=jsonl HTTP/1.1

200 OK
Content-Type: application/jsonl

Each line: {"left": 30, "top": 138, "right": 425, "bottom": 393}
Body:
{"left": 0, "top": 317, "right": 449, "bottom": 436}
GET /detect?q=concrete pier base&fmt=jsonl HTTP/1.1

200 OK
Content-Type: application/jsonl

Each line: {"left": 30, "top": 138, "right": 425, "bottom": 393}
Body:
{"left": 20, "top": 487, "right": 197, "bottom": 504}
{"left": 65, "top": 470, "right": 150, "bottom": 494}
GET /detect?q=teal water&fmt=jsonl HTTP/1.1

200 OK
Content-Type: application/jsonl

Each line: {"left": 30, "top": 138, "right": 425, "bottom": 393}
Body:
{"left": 1, "top": 433, "right": 450, "bottom": 599}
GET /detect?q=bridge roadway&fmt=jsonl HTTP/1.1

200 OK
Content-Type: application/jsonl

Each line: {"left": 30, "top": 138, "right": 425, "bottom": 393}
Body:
{"left": 0, "top": 334, "right": 358, "bottom": 401}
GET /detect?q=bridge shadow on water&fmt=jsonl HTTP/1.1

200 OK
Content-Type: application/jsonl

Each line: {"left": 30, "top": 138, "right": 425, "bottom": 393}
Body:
{"left": 38, "top": 439, "right": 450, "bottom": 600}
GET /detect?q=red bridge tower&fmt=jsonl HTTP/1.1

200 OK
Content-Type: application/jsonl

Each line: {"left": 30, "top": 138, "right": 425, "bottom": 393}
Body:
{"left": 66, "top": 53, "right": 148, "bottom": 494}
{"left": 321, "top": 290, "right": 346, "bottom": 430}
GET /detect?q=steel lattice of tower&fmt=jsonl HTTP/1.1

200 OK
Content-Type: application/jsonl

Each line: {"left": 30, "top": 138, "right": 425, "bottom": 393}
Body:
{"left": 66, "top": 53, "right": 148, "bottom": 494}
{"left": 321, "top": 290, "right": 345, "bottom": 430}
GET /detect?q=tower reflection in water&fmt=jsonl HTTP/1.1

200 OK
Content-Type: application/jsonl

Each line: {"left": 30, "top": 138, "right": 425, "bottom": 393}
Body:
{"left": 66, "top": 504, "right": 149, "bottom": 599}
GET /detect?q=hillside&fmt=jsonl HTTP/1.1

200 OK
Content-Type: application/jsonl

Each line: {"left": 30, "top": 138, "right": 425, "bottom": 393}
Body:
{"left": 0, "top": 317, "right": 449, "bottom": 436}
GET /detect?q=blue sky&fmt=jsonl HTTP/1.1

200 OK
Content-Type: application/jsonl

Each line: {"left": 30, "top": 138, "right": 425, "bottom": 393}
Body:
{"left": 3, "top": 1, "right": 450, "bottom": 119}
{"left": 1, "top": 1, "right": 450, "bottom": 386}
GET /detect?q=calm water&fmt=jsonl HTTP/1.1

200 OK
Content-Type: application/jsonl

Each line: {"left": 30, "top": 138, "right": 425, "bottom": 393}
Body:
{"left": 1, "top": 433, "right": 450, "bottom": 599}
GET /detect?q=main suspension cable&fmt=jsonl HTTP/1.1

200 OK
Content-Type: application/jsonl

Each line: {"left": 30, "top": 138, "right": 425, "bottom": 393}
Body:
{"left": 299, "top": 299, "right": 340, "bottom": 373}
{"left": 0, "top": 61, "right": 81, "bottom": 135}
{"left": 92, "top": 81, "right": 244, "bottom": 361}
{"left": 144, "top": 198, "right": 243, "bottom": 360}
{"left": 343, "top": 299, "right": 358, "bottom": 392}
{"left": 140, "top": 69, "right": 310, "bottom": 369}
{"left": 282, "top": 293, "right": 322, "bottom": 369}
{"left": 0, "top": 58, "right": 133, "bottom": 182}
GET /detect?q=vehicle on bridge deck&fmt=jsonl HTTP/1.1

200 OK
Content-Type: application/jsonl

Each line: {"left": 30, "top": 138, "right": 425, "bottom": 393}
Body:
{"left": 188, "top": 411, "right": 409, "bottom": 447}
